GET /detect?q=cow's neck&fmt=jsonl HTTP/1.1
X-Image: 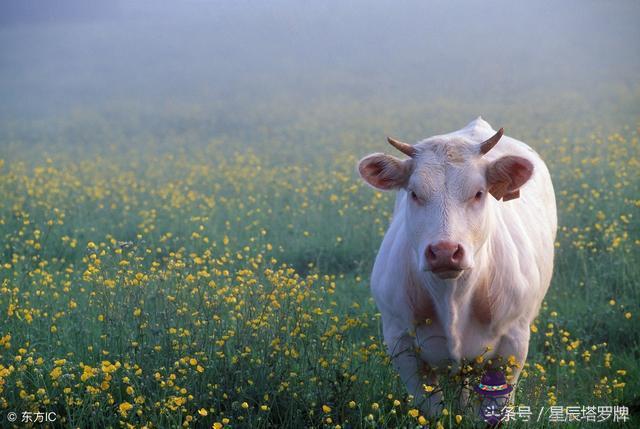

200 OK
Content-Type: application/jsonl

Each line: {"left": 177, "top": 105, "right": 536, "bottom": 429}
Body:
{"left": 416, "top": 230, "right": 496, "bottom": 362}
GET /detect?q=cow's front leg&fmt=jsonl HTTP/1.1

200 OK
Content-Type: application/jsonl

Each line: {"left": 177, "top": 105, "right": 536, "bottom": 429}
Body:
{"left": 456, "top": 379, "right": 474, "bottom": 413}
{"left": 494, "top": 322, "right": 531, "bottom": 400}
{"left": 385, "top": 330, "right": 443, "bottom": 416}
{"left": 471, "top": 323, "right": 530, "bottom": 425}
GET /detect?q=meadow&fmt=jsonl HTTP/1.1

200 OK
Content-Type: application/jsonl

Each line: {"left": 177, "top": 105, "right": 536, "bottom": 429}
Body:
{"left": 0, "top": 89, "right": 639, "bottom": 428}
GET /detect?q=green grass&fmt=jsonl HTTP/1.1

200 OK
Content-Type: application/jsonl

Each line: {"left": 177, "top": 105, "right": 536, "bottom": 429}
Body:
{"left": 0, "top": 91, "right": 638, "bottom": 428}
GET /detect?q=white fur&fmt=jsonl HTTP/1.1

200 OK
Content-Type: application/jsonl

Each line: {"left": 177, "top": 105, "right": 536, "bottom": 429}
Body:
{"left": 363, "top": 118, "right": 557, "bottom": 413}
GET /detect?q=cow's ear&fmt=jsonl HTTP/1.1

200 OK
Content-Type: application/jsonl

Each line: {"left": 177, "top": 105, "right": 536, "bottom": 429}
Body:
{"left": 358, "top": 153, "right": 411, "bottom": 190}
{"left": 486, "top": 156, "right": 534, "bottom": 201}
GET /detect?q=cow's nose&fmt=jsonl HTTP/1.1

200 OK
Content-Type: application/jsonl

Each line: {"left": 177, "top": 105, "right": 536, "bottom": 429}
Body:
{"left": 426, "top": 241, "right": 464, "bottom": 273}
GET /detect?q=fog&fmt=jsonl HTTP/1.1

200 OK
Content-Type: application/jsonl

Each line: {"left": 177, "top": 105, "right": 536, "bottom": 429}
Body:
{"left": 1, "top": 0, "right": 639, "bottom": 142}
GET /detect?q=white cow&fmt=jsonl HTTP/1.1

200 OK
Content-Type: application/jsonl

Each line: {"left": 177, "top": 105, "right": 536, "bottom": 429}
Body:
{"left": 357, "top": 117, "right": 557, "bottom": 414}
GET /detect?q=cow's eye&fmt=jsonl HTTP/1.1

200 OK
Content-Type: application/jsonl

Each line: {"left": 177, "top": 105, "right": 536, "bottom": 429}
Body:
{"left": 474, "top": 190, "right": 484, "bottom": 200}
{"left": 410, "top": 190, "right": 419, "bottom": 201}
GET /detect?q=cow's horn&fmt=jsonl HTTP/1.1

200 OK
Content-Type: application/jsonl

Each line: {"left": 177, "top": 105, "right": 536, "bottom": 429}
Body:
{"left": 479, "top": 128, "right": 504, "bottom": 155}
{"left": 387, "top": 137, "right": 416, "bottom": 157}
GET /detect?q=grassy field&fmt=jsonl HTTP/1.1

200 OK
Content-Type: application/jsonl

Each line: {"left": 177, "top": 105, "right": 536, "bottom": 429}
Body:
{"left": 0, "top": 92, "right": 638, "bottom": 428}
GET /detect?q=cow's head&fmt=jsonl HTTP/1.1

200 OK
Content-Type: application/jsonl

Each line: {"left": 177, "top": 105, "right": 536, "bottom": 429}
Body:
{"left": 358, "top": 128, "right": 533, "bottom": 280}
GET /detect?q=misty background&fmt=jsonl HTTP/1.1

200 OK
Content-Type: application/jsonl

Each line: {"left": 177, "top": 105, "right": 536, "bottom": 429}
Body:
{"left": 1, "top": 0, "right": 639, "bottom": 155}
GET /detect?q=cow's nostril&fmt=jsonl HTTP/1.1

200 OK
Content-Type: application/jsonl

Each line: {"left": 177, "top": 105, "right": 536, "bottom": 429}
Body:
{"left": 452, "top": 245, "right": 463, "bottom": 262}
{"left": 426, "top": 246, "right": 436, "bottom": 262}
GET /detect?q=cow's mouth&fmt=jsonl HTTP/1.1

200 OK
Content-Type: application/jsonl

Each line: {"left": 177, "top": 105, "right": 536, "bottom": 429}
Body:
{"left": 432, "top": 268, "right": 464, "bottom": 279}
